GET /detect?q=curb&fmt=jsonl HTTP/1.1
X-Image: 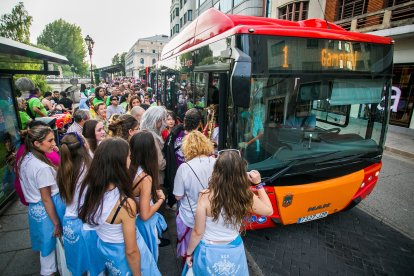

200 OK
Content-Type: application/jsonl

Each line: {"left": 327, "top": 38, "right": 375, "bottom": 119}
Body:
{"left": 384, "top": 146, "right": 414, "bottom": 160}
{"left": 245, "top": 248, "right": 265, "bottom": 276}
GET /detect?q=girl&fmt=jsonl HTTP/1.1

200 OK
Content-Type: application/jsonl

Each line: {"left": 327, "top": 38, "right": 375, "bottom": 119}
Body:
{"left": 18, "top": 125, "right": 66, "bottom": 275}
{"left": 108, "top": 114, "right": 139, "bottom": 141}
{"left": 57, "top": 133, "right": 105, "bottom": 276}
{"left": 184, "top": 150, "right": 273, "bottom": 275}
{"left": 93, "top": 102, "right": 108, "bottom": 132}
{"left": 127, "top": 95, "right": 141, "bottom": 114}
{"left": 129, "top": 131, "right": 167, "bottom": 261}
{"left": 162, "top": 110, "right": 178, "bottom": 141}
{"left": 78, "top": 138, "right": 160, "bottom": 276}
{"left": 82, "top": 120, "right": 106, "bottom": 155}
{"left": 173, "top": 131, "right": 215, "bottom": 261}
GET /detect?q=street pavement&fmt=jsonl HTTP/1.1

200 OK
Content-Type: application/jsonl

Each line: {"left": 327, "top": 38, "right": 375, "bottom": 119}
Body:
{"left": 242, "top": 152, "right": 414, "bottom": 276}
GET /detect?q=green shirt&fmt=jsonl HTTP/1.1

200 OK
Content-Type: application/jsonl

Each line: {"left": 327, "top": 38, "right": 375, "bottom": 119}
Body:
{"left": 28, "top": 97, "right": 47, "bottom": 117}
{"left": 92, "top": 98, "right": 104, "bottom": 106}
{"left": 19, "top": 111, "right": 31, "bottom": 129}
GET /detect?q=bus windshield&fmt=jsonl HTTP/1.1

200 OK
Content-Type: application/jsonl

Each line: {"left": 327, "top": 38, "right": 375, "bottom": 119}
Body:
{"left": 236, "top": 36, "right": 393, "bottom": 174}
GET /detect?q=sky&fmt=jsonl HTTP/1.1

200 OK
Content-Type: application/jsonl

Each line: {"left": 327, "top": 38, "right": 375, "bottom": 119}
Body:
{"left": 0, "top": 0, "right": 171, "bottom": 67}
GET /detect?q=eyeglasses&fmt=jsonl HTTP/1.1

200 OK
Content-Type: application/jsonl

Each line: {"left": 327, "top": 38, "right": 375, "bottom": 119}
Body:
{"left": 217, "top": 149, "right": 241, "bottom": 156}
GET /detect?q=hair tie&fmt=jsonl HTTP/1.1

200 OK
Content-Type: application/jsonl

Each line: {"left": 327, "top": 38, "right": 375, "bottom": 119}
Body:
{"left": 66, "top": 132, "right": 84, "bottom": 147}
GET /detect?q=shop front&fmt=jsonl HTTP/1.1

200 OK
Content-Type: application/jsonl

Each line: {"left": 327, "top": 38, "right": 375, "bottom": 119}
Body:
{"left": 390, "top": 64, "right": 414, "bottom": 128}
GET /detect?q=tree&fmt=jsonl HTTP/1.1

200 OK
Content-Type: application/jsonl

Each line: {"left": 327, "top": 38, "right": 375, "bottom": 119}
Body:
{"left": 0, "top": 2, "right": 33, "bottom": 44}
{"left": 111, "top": 53, "right": 120, "bottom": 65}
{"left": 37, "top": 19, "right": 88, "bottom": 76}
{"left": 120, "top": 52, "right": 127, "bottom": 66}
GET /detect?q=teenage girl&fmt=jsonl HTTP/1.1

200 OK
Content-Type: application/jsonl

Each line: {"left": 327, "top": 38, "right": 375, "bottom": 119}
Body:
{"left": 56, "top": 133, "right": 105, "bottom": 276}
{"left": 18, "top": 125, "right": 66, "bottom": 276}
{"left": 78, "top": 138, "right": 161, "bottom": 275}
{"left": 129, "top": 131, "right": 167, "bottom": 261}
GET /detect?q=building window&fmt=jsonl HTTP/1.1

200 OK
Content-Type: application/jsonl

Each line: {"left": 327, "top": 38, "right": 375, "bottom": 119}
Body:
{"left": 175, "top": 7, "right": 179, "bottom": 16}
{"left": 140, "top": 49, "right": 144, "bottom": 53}
{"left": 234, "top": 0, "right": 244, "bottom": 6}
{"left": 180, "top": 17, "right": 183, "bottom": 27}
{"left": 386, "top": 0, "right": 410, "bottom": 7}
{"left": 184, "top": 12, "right": 187, "bottom": 24}
{"left": 279, "top": 1, "right": 309, "bottom": 21}
{"left": 140, "top": 58, "right": 144, "bottom": 64}
{"left": 171, "top": 29, "right": 173, "bottom": 36}
{"left": 152, "top": 49, "right": 156, "bottom": 53}
{"left": 152, "top": 58, "right": 157, "bottom": 64}
{"left": 175, "top": 24, "right": 179, "bottom": 33}
{"left": 220, "top": 0, "right": 233, "bottom": 13}
{"left": 180, "top": 0, "right": 183, "bottom": 9}
{"left": 336, "top": 0, "right": 368, "bottom": 21}
{"left": 188, "top": 10, "right": 193, "bottom": 21}
{"left": 184, "top": 0, "right": 187, "bottom": 4}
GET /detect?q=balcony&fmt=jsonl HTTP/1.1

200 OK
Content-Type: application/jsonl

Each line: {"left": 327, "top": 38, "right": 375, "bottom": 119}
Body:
{"left": 334, "top": 1, "right": 414, "bottom": 33}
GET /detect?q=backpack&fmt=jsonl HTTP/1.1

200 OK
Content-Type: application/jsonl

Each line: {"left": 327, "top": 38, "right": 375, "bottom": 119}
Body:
{"left": 26, "top": 98, "right": 37, "bottom": 119}
{"left": 163, "top": 124, "right": 184, "bottom": 207}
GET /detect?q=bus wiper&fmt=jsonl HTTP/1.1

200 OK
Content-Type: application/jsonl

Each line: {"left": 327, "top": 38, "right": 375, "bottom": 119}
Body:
{"left": 315, "top": 154, "right": 382, "bottom": 166}
{"left": 262, "top": 151, "right": 341, "bottom": 184}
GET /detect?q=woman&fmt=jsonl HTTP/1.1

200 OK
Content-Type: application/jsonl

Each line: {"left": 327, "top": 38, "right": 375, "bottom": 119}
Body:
{"left": 82, "top": 120, "right": 106, "bottom": 155}
{"left": 16, "top": 97, "right": 31, "bottom": 130}
{"left": 173, "top": 131, "right": 215, "bottom": 261}
{"left": 18, "top": 125, "right": 66, "bottom": 275}
{"left": 94, "top": 102, "right": 108, "bottom": 131}
{"left": 78, "top": 138, "right": 161, "bottom": 276}
{"left": 129, "top": 131, "right": 167, "bottom": 261}
{"left": 139, "top": 106, "right": 167, "bottom": 185}
{"left": 92, "top": 86, "right": 106, "bottom": 106}
{"left": 127, "top": 95, "right": 141, "bottom": 114}
{"left": 184, "top": 150, "right": 273, "bottom": 275}
{"left": 108, "top": 114, "right": 139, "bottom": 141}
{"left": 162, "top": 110, "right": 178, "bottom": 141}
{"left": 120, "top": 93, "right": 130, "bottom": 112}
{"left": 57, "top": 133, "right": 105, "bottom": 276}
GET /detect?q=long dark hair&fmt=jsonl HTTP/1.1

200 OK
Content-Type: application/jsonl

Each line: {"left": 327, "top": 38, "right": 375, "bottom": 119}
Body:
{"left": 129, "top": 131, "right": 159, "bottom": 202}
{"left": 78, "top": 138, "right": 135, "bottom": 225}
{"left": 18, "top": 125, "right": 55, "bottom": 169}
{"left": 94, "top": 86, "right": 104, "bottom": 101}
{"left": 208, "top": 151, "right": 253, "bottom": 228}
{"left": 82, "top": 120, "right": 99, "bottom": 153}
{"left": 57, "top": 133, "right": 92, "bottom": 204}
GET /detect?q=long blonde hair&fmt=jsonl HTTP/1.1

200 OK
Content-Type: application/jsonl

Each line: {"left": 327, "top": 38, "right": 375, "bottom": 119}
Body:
{"left": 207, "top": 151, "right": 253, "bottom": 228}
{"left": 182, "top": 131, "right": 214, "bottom": 161}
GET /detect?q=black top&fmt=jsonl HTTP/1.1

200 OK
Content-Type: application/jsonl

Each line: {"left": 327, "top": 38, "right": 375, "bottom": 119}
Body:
{"left": 59, "top": 97, "right": 73, "bottom": 109}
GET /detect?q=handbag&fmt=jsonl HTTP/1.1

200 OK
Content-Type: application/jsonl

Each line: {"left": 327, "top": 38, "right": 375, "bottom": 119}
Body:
{"left": 56, "top": 237, "right": 71, "bottom": 276}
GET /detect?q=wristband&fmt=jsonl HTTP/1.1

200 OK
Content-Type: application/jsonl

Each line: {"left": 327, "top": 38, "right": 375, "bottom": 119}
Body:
{"left": 185, "top": 252, "right": 192, "bottom": 257}
{"left": 256, "top": 183, "right": 266, "bottom": 190}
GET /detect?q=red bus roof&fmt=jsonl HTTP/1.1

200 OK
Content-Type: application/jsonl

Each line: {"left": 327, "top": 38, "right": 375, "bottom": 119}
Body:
{"left": 161, "top": 8, "right": 393, "bottom": 60}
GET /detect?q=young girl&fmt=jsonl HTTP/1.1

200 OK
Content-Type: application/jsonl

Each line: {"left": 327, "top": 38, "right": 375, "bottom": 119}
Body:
{"left": 78, "top": 138, "right": 160, "bottom": 276}
{"left": 184, "top": 150, "right": 273, "bottom": 275}
{"left": 82, "top": 120, "right": 106, "bottom": 155}
{"left": 129, "top": 131, "right": 167, "bottom": 261}
{"left": 18, "top": 125, "right": 66, "bottom": 275}
{"left": 56, "top": 133, "right": 105, "bottom": 276}
{"left": 162, "top": 110, "right": 178, "bottom": 141}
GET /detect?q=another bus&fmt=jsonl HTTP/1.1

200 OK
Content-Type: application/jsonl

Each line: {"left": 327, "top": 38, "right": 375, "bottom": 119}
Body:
{"left": 158, "top": 8, "right": 393, "bottom": 229}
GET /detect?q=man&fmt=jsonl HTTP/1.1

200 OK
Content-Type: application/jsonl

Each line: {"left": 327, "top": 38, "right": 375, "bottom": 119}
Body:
{"left": 27, "top": 88, "right": 47, "bottom": 118}
{"left": 106, "top": 96, "right": 125, "bottom": 119}
{"left": 51, "top": 90, "right": 60, "bottom": 105}
{"left": 66, "top": 109, "right": 90, "bottom": 136}
{"left": 58, "top": 92, "right": 73, "bottom": 112}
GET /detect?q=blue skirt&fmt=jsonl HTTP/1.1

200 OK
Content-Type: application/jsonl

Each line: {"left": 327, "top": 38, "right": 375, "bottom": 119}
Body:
{"left": 136, "top": 212, "right": 167, "bottom": 261}
{"left": 182, "top": 235, "right": 249, "bottom": 276}
{"left": 62, "top": 216, "right": 105, "bottom": 276}
{"left": 28, "top": 193, "right": 66, "bottom": 257}
{"left": 97, "top": 229, "right": 161, "bottom": 276}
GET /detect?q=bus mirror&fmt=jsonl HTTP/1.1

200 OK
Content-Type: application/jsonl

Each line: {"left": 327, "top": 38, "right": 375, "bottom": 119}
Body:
{"left": 231, "top": 48, "right": 252, "bottom": 108}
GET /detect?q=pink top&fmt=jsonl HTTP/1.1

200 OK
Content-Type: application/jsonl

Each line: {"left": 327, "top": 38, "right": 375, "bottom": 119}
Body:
{"left": 14, "top": 144, "right": 60, "bottom": 205}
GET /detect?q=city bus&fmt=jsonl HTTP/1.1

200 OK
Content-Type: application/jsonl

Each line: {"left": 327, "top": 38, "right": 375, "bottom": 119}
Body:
{"left": 158, "top": 8, "right": 393, "bottom": 229}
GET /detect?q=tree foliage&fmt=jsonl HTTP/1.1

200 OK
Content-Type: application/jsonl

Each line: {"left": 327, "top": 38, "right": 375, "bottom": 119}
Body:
{"left": 111, "top": 52, "right": 127, "bottom": 65}
{"left": 37, "top": 19, "right": 88, "bottom": 76}
{"left": 0, "top": 2, "right": 33, "bottom": 44}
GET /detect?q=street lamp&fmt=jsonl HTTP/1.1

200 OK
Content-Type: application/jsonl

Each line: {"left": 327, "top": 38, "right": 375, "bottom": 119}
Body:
{"left": 85, "top": 35, "right": 95, "bottom": 84}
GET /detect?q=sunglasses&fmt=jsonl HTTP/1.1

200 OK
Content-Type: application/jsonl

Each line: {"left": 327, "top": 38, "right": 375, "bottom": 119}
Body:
{"left": 217, "top": 149, "right": 241, "bottom": 156}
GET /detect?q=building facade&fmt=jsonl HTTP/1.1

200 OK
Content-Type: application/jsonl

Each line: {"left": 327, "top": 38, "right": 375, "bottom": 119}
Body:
{"left": 125, "top": 35, "right": 170, "bottom": 78}
{"left": 269, "top": 0, "right": 326, "bottom": 20}
{"left": 169, "top": 0, "right": 267, "bottom": 38}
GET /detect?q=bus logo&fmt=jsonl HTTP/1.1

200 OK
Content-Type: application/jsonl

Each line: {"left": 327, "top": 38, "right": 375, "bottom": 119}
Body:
{"left": 282, "top": 194, "right": 293, "bottom": 207}
{"left": 308, "top": 203, "right": 331, "bottom": 212}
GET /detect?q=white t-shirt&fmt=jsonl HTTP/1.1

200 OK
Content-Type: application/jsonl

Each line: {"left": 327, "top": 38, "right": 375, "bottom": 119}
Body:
{"left": 19, "top": 153, "right": 59, "bottom": 204}
{"left": 173, "top": 156, "right": 215, "bottom": 228}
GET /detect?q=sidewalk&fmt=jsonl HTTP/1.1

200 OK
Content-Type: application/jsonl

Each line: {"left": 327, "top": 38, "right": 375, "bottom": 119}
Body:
{"left": 384, "top": 125, "right": 414, "bottom": 159}
{"left": 0, "top": 200, "right": 181, "bottom": 275}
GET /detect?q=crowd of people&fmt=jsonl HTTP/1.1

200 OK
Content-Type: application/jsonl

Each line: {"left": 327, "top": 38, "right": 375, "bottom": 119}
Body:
{"left": 15, "top": 78, "right": 273, "bottom": 276}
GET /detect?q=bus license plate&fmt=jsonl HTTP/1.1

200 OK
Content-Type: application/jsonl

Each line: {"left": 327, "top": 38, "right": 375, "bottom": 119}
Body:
{"left": 297, "top": 212, "right": 328, "bottom": 223}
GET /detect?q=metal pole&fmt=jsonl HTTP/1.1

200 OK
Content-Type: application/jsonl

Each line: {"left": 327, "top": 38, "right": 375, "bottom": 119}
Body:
{"left": 90, "top": 53, "right": 94, "bottom": 84}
